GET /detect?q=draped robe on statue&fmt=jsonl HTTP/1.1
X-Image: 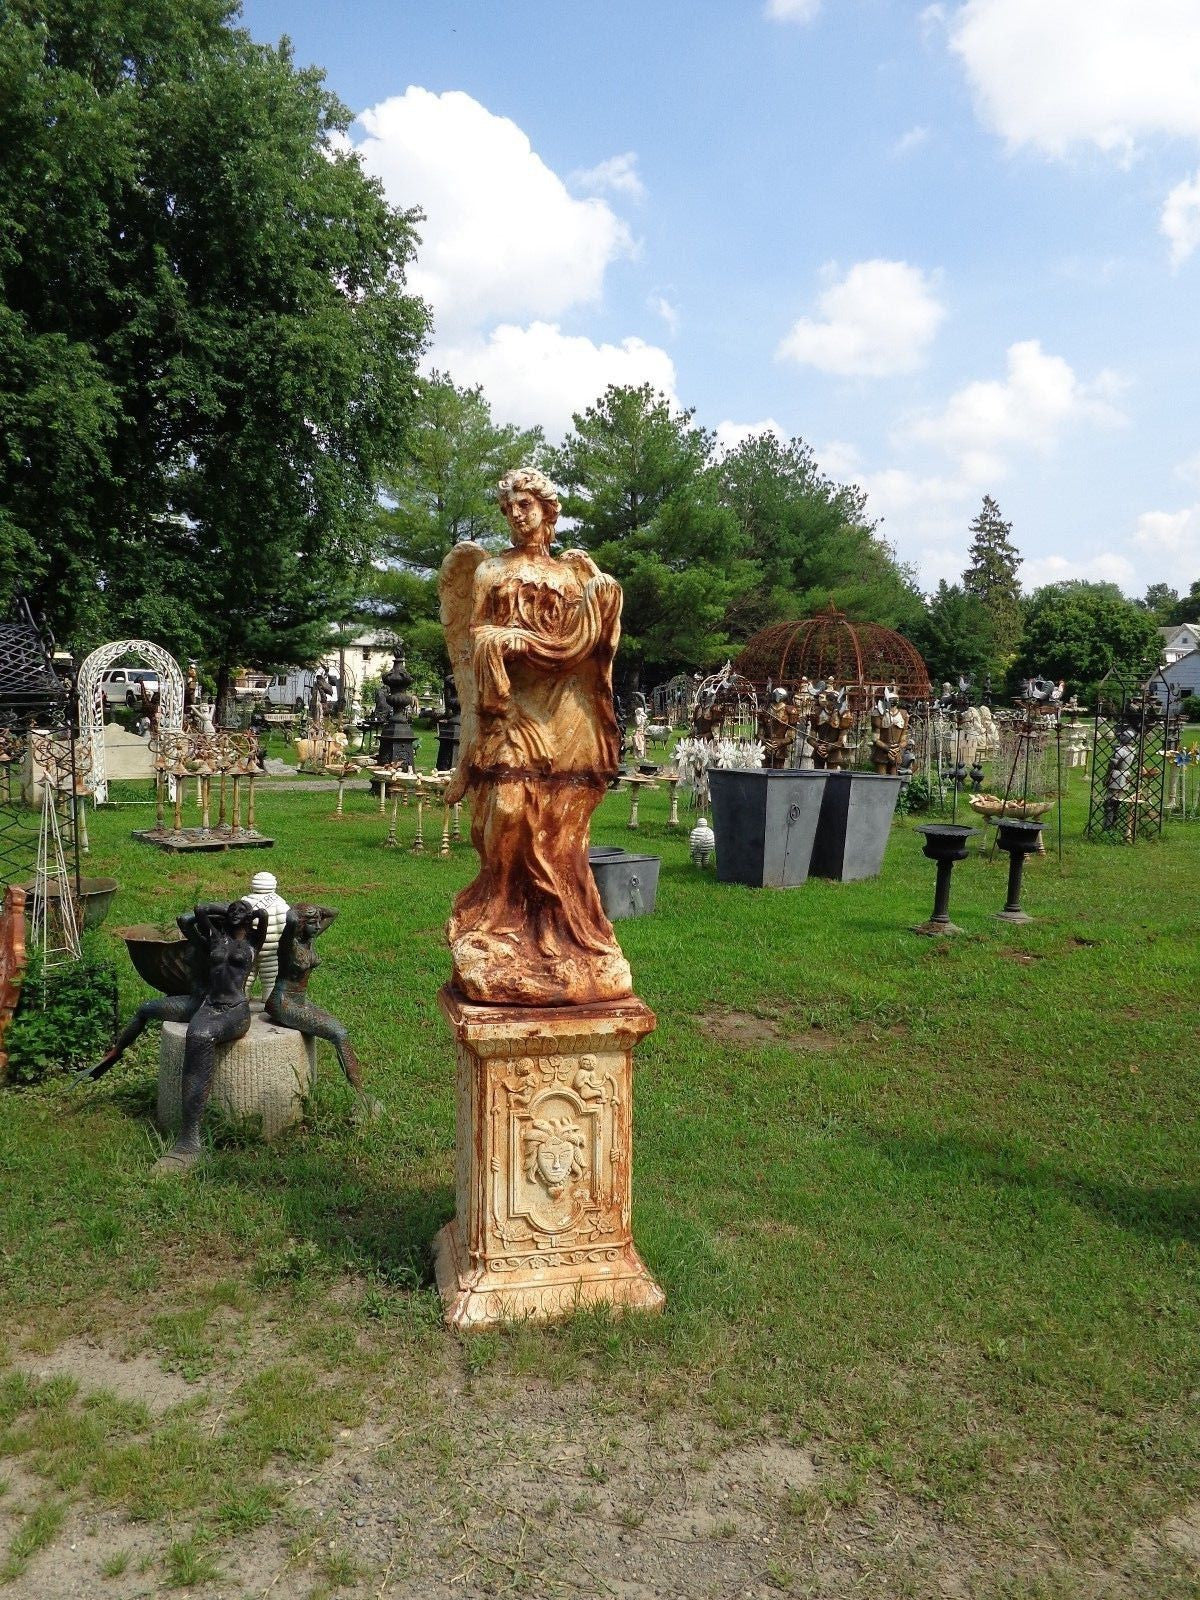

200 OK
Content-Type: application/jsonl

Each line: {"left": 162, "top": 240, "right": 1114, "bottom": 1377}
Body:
{"left": 439, "top": 542, "right": 633, "bottom": 1006}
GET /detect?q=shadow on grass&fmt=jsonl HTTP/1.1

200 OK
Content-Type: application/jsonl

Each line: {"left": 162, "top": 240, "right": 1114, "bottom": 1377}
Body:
{"left": 216, "top": 1145, "right": 451, "bottom": 1289}
{"left": 861, "top": 1127, "right": 1200, "bottom": 1245}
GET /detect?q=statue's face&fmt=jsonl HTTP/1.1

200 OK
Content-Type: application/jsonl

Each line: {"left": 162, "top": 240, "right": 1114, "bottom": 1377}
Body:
{"left": 535, "top": 1136, "right": 574, "bottom": 1189}
{"left": 504, "top": 490, "right": 546, "bottom": 547}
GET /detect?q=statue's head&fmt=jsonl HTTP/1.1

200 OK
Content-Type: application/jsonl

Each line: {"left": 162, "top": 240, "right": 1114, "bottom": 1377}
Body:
{"left": 498, "top": 467, "right": 559, "bottom": 552}
{"left": 226, "top": 899, "right": 258, "bottom": 935}
{"left": 291, "top": 902, "right": 326, "bottom": 938}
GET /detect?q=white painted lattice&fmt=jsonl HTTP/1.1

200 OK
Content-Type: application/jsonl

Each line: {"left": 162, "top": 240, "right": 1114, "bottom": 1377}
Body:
{"left": 77, "top": 641, "right": 185, "bottom": 804}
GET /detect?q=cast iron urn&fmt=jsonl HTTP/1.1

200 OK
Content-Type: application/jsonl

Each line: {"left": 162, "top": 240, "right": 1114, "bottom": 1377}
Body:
{"left": 993, "top": 818, "right": 1044, "bottom": 924}
{"left": 913, "top": 823, "right": 978, "bottom": 936}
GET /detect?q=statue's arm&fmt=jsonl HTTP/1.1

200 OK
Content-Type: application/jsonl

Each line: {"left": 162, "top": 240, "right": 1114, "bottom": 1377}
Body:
{"left": 275, "top": 907, "right": 300, "bottom": 976}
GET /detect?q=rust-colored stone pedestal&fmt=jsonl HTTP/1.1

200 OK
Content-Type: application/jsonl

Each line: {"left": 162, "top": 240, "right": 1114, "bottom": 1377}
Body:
{"left": 433, "top": 985, "right": 665, "bottom": 1330}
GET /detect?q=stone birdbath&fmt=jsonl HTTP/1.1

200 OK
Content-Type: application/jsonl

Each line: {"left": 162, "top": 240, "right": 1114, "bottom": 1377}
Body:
{"left": 993, "top": 818, "right": 1045, "bottom": 924}
{"left": 658, "top": 768, "right": 682, "bottom": 828}
{"left": 621, "top": 771, "right": 659, "bottom": 830}
{"left": 913, "top": 824, "right": 979, "bottom": 936}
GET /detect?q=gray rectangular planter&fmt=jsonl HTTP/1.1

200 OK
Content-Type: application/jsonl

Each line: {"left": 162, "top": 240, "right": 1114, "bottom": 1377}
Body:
{"left": 588, "top": 847, "right": 662, "bottom": 919}
{"left": 809, "top": 771, "right": 903, "bottom": 882}
{"left": 707, "top": 768, "right": 828, "bottom": 888}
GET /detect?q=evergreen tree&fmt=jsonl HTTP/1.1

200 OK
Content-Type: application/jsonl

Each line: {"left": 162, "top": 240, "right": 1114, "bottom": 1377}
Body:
{"left": 546, "top": 385, "right": 755, "bottom": 681}
{"left": 712, "top": 431, "right": 924, "bottom": 635}
{"left": 962, "top": 496, "right": 1023, "bottom": 670}
{"left": 377, "top": 371, "right": 543, "bottom": 570}
{"left": 909, "top": 581, "right": 994, "bottom": 690}
{"left": 0, "top": 1, "right": 429, "bottom": 706}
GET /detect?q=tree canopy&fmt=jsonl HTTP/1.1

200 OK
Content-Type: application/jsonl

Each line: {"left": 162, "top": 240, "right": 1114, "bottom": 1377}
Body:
{"left": 0, "top": 0, "right": 429, "bottom": 702}
{"left": 544, "top": 388, "right": 920, "bottom": 684}
{"left": 1016, "top": 581, "right": 1163, "bottom": 700}
{"left": 546, "top": 385, "right": 753, "bottom": 681}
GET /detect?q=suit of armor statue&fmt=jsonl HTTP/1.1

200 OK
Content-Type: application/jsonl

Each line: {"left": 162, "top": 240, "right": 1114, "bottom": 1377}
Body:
{"left": 812, "top": 686, "right": 854, "bottom": 770}
{"left": 757, "top": 689, "right": 799, "bottom": 769}
{"left": 869, "top": 691, "right": 909, "bottom": 775}
{"left": 691, "top": 689, "right": 724, "bottom": 741}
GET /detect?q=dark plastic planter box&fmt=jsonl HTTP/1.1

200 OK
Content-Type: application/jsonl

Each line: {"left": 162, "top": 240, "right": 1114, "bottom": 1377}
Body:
{"left": 588, "top": 847, "right": 661, "bottom": 919}
{"left": 809, "top": 771, "right": 903, "bottom": 882}
{"left": 707, "top": 769, "right": 828, "bottom": 888}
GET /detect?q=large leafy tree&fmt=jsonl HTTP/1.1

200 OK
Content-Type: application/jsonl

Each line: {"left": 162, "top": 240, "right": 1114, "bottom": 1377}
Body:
{"left": 0, "top": 0, "right": 429, "bottom": 705}
{"left": 1016, "top": 581, "right": 1163, "bottom": 700}
{"left": 1138, "top": 582, "right": 1180, "bottom": 625}
{"left": 909, "top": 581, "right": 995, "bottom": 691}
{"left": 711, "top": 431, "right": 924, "bottom": 635}
{"left": 546, "top": 384, "right": 755, "bottom": 682}
{"left": 1170, "top": 578, "right": 1200, "bottom": 625}
{"left": 962, "top": 495, "right": 1023, "bottom": 674}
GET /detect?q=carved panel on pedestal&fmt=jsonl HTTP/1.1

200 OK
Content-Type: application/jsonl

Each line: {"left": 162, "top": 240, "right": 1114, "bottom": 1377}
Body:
{"left": 483, "top": 1049, "right": 628, "bottom": 1271}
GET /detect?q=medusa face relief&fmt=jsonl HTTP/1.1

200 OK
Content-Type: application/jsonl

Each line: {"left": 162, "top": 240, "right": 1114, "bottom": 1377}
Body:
{"left": 524, "top": 1116, "right": 586, "bottom": 1200}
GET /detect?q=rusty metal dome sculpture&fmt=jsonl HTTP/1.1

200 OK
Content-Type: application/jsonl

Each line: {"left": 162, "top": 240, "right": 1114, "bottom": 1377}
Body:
{"left": 733, "top": 604, "right": 931, "bottom": 709}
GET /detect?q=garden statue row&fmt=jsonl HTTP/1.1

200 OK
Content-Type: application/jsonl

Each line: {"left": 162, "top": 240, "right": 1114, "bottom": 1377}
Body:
{"left": 753, "top": 680, "right": 912, "bottom": 774}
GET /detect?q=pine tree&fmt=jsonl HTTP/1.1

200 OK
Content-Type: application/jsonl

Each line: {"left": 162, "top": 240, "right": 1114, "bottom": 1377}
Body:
{"left": 962, "top": 496, "right": 1023, "bottom": 668}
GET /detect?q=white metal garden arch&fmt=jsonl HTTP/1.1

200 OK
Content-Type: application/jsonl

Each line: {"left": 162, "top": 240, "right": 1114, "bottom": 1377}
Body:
{"left": 77, "top": 640, "right": 185, "bottom": 804}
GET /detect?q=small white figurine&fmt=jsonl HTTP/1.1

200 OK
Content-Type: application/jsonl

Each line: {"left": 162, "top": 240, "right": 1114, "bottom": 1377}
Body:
{"left": 689, "top": 817, "right": 715, "bottom": 867}
{"left": 243, "top": 869, "right": 289, "bottom": 997}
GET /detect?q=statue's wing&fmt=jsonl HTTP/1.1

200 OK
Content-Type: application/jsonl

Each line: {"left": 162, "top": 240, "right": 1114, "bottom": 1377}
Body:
{"left": 439, "top": 542, "right": 487, "bottom": 785}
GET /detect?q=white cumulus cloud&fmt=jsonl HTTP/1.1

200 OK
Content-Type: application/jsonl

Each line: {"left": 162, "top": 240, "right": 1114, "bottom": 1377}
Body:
{"left": 1161, "top": 170, "right": 1200, "bottom": 266}
{"left": 777, "top": 260, "right": 945, "bottom": 377}
{"left": 713, "top": 419, "right": 787, "bottom": 455}
{"left": 765, "top": 0, "right": 821, "bottom": 21}
{"left": 354, "top": 88, "right": 634, "bottom": 333}
{"left": 942, "top": 0, "right": 1200, "bottom": 263}
{"left": 945, "top": 0, "right": 1200, "bottom": 160}
{"left": 1133, "top": 504, "right": 1200, "bottom": 575}
{"left": 436, "top": 322, "right": 678, "bottom": 438}
{"left": 1021, "top": 551, "right": 1138, "bottom": 589}
{"left": 897, "top": 339, "right": 1126, "bottom": 481}
{"left": 572, "top": 151, "right": 646, "bottom": 201}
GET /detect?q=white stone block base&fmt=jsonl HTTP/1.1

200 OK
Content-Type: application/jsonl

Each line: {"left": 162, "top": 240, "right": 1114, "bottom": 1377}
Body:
{"left": 157, "top": 1009, "right": 315, "bottom": 1143}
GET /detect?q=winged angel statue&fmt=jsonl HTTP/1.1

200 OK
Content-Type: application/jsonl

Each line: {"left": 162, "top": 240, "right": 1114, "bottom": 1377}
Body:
{"left": 438, "top": 467, "right": 633, "bottom": 1006}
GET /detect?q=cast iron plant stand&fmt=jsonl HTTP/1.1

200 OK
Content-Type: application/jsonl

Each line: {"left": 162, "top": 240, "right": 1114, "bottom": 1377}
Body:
{"left": 993, "top": 818, "right": 1044, "bottom": 923}
{"left": 913, "top": 824, "right": 978, "bottom": 936}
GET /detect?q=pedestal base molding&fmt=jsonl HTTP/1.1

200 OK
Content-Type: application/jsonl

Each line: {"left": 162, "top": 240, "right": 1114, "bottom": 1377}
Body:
{"left": 434, "top": 985, "right": 664, "bottom": 1330}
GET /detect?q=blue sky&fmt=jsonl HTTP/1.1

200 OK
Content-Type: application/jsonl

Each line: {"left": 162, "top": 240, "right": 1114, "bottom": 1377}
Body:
{"left": 241, "top": 0, "right": 1200, "bottom": 597}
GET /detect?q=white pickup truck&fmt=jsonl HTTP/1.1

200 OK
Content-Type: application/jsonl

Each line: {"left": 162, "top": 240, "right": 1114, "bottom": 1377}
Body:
{"left": 99, "top": 667, "right": 160, "bottom": 708}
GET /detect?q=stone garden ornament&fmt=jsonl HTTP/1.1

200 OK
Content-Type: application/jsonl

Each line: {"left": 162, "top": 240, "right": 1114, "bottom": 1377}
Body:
{"left": 439, "top": 467, "right": 630, "bottom": 1007}
{"left": 433, "top": 467, "right": 663, "bottom": 1327}
{"left": 156, "top": 899, "right": 267, "bottom": 1172}
{"left": 266, "top": 903, "right": 375, "bottom": 1112}
{"left": 243, "top": 869, "right": 289, "bottom": 997}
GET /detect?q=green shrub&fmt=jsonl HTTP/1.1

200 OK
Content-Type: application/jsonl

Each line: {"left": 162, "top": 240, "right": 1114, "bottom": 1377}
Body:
{"left": 4, "top": 950, "right": 118, "bottom": 1087}
{"left": 1178, "top": 693, "right": 1200, "bottom": 723}
{"left": 896, "top": 772, "right": 933, "bottom": 815}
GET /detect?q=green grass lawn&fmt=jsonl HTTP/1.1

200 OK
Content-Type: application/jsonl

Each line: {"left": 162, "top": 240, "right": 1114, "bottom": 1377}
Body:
{"left": 0, "top": 770, "right": 1197, "bottom": 1598}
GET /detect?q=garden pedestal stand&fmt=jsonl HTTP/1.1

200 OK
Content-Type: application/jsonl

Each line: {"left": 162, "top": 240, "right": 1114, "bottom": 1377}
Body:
{"left": 433, "top": 986, "right": 665, "bottom": 1330}
{"left": 994, "top": 819, "right": 1044, "bottom": 924}
{"left": 913, "top": 824, "right": 978, "bottom": 936}
{"left": 157, "top": 1011, "right": 315, "bottom": 1143}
